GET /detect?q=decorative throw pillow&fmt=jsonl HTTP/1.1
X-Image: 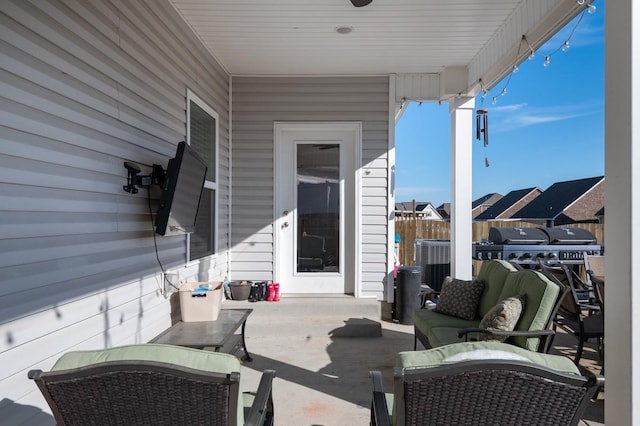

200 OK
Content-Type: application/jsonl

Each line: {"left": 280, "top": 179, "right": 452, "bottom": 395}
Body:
{"left": 434, "top": 277, "right": 485, "bottom": 320}
{"left": 478, "top": 294, "right": 527, "bottom": 342}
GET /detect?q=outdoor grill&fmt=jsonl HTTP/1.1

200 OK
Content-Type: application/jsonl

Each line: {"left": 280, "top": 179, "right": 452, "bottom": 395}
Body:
{"left": 473, "top": 227, "right": 603, "bottom": 267}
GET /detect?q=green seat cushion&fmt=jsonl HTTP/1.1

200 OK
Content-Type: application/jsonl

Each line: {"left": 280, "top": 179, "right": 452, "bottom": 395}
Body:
{"left": 52, "top": 344, "right": 244, "bottom": 424}
{"left": 427, "top": 326, "right": 467, "bottom": 347}
{"left": 396, "top": 341, "right": 580, "bottom": 375}
{"left": 414, "top": 308, "right": 479, "bottom": 335}
{"left": 476, "top": 260, "right": 518, "bottom": 317}
{"left": 496, "top": 270, "right": 560, "bottom": 351}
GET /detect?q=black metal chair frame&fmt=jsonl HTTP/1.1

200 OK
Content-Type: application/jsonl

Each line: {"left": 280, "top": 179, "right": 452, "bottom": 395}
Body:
{"left": 587, "top": 270, "right": 605, "bottom": 310}
{"left": 29, "top": 360, "right": 275, "bottom": 426}
{"left": 541, "top": 263, "right": 604, "bottom": 365}
{"left": 586, "top": 270, "right": 605, "bottom": 377}
{"left": 370, "top": 360, "right": 603, "bottom": 426}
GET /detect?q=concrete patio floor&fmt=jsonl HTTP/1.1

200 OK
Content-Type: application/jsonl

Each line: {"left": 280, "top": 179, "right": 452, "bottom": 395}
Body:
{"left": 227, "top": 296, "right": 604, "bottom": 426}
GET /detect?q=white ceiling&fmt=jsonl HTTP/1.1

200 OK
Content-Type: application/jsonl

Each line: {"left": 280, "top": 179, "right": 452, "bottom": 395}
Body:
{"left": 170, "top": 0, "right": 583, "bottom": 86}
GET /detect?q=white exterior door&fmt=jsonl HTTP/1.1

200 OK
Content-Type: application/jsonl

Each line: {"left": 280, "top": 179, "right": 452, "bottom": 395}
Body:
{"left": 274, "top": 122, "right": 360, "bottom": 295}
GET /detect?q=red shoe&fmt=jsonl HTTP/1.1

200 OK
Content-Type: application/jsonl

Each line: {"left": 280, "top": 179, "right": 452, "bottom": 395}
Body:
{"left": 273, "top": 282, "right": 280, "bottom": 301}
{"left": 267, "top": 282, "right": 276, "bottom": 301}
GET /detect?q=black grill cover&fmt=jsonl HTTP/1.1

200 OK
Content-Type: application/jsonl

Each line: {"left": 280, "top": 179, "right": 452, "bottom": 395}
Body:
{"left": 488, "top": 227, "right": 549, "bottom": 245}
{"left": 540, "top": 227, "right": 597, "bottom": 245}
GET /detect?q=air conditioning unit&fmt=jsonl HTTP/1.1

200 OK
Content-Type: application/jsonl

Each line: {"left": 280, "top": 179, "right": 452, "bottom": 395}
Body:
{"left": 414, "top": 239, "right": 450, "bottom": 292}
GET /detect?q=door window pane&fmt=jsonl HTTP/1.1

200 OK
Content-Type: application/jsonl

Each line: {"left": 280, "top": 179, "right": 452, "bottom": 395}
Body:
{"left": 296, "top": 144, "right": 340, "bottom": 272}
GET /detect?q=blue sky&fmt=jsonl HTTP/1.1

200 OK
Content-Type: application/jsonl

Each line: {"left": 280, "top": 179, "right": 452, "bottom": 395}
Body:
{"left": 395, "top": 6, "right": 605, "bottom": 208}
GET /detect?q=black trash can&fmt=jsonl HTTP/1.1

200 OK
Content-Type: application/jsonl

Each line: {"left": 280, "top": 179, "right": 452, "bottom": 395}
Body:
{"left": 395, "top": 265, "right": 423, "bottom": 325}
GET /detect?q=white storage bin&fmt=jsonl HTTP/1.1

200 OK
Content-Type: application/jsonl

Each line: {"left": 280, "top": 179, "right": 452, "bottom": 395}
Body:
{"left": 178, "top": 282, "right": 223, "bottom": 322}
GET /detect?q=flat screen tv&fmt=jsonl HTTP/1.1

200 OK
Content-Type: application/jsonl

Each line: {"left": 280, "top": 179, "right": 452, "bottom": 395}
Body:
{"left": 155, "top": 141, "right": 208, "bottom": 236}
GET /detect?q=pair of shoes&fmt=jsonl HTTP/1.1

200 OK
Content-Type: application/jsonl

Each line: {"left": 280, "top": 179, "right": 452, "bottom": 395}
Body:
{"left": 249, "top": 281, "right": 269, "bottom": 302}
{"left": 267, "top": 282, "right": 280, "bottom": 302}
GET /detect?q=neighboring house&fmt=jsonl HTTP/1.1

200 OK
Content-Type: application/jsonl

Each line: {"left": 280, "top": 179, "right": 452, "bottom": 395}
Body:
{"left": 472, "top": 193, "right": 503, "bottom": 218}
{"left": 395, "top": 201, "right": 442, "bottom": 219}
{"left": 2, "top": 2, "right": 637, "bottom": 424}
{"left": 436, "top": 203, "right": 451, "bottom": 221}
{"left": 511, "top": 177, "right": 605, "bottom": 226}
{"left": 475, "top": 187, "right": 543, "bottom": 221}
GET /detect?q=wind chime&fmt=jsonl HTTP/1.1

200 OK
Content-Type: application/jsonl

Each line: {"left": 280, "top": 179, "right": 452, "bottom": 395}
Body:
{"left": 476, "top": 107, "right": 490, "bottom": 167}
{"left": 476, "top": 108, "right": 489, "bottom": 146}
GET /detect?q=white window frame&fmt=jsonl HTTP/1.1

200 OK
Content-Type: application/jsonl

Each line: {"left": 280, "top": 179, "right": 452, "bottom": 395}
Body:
{"left": 186, "top": 89, "right": 219, "bottom": 260}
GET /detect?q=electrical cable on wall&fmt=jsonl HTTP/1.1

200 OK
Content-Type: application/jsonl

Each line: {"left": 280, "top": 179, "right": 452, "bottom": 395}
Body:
{"left": 147, "top": 186, "right": 180, "bottom": 291}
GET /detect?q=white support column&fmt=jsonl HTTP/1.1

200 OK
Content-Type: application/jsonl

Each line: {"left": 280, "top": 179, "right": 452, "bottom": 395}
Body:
{"left": 387, "top": 74, "right": 397, "bottom": 302}
{"left": 449, "top": 97, "right": 474, "bottom": 280}
{"left": 605, "top": 1, "right": 640, "bottom": 424}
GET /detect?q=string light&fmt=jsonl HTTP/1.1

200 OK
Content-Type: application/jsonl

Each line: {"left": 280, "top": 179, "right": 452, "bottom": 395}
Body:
{"left": 474, "top": 0, "right": 595, "bottom": 170}
{"left": 524, "top": 35, "right": 535, "bottom": 60}
{"left": 480, "top": 2, "right": 594, "bottom": 104}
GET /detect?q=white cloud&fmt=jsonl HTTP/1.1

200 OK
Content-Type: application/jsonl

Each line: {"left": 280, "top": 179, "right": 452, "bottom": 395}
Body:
{"left": 491, "top": 102, "right": 599, "bottom": 132}
{"left": 488, "top": 103, "right": 527, "bottom": 113}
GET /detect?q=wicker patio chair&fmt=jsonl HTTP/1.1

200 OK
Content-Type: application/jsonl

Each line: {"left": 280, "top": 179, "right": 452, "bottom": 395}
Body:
{"left": 28, "top": 344, "right": 275, "bottom": 426}
{"left": 370, "top": 343, "right": 602, "bottom": 426}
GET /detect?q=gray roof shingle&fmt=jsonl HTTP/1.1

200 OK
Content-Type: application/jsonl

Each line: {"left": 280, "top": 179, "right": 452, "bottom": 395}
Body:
{"left": 475, "top": 187, "right": 539, "bottom": 220}
{"left": 511, "top": 176, "right": 604, "bottom": 221}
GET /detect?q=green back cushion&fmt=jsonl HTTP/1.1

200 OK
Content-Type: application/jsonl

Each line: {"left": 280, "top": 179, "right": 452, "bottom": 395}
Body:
{"left": 496, "top": 270, "right": 560, "bottom": 350}
{"left": 396, "top": 341, "right": 580, "bottom": 374}
{"left": 476, "top": 260, "right": 518, "bottom": 317}
{"left": 52, "top": 344, "right": 244, "bottom": 424}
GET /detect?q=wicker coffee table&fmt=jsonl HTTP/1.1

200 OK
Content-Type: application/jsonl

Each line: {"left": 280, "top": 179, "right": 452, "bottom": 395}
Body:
{"left": 150, "top": 308, "right": 253, "bottom": 361}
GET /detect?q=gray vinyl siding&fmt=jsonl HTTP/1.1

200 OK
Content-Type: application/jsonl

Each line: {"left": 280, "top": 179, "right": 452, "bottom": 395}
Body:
{"left": 0, "top": 1, "right": 229, "bottom": 422}
{"left": 231, "top": 76, "right": 390, "bottom": 297}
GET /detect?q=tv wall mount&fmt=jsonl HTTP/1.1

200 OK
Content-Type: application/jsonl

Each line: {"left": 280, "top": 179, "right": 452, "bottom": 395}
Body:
{"left": 123, "top": 161, "right": 165, "bottom": 194}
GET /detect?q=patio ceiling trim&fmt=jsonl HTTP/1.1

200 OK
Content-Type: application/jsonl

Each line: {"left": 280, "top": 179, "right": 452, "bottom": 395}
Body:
{"left": 469, "top": 0, "right": 591, "bottom": 94}
{"left": 393, "top": 0, "right": 590, "bottom": 119}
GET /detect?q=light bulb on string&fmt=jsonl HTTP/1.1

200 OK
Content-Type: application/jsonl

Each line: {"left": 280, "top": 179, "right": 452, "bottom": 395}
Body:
{"left": 483, "top": 8, "right": 593, "bottom": 111}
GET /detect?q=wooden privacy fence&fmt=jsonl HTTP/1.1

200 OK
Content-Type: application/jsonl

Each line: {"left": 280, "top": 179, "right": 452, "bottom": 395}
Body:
{"left": 394, "top": 219, "right": 605, "bottom": 266}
